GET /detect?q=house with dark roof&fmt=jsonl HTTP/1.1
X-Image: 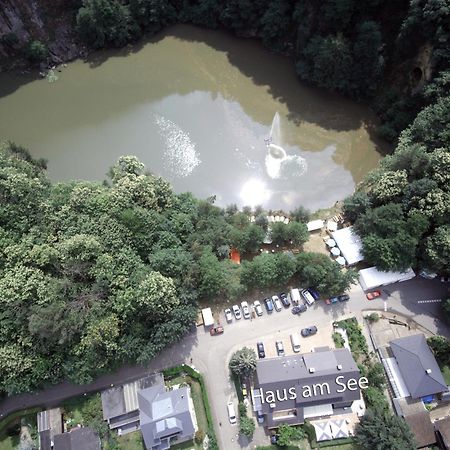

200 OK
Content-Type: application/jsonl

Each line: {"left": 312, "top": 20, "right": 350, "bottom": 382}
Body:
{"left": 53, "top": 427, "right": 101, "bottom": 450}
{"left": 404, "top": 411, "right": 436, "bottom": 449}
{"left": 138, "top": 384, "right": 196, "bottom": 450}
{"left": 435, "top": 417, "right": 450, "bottom": 450}
{"left": 37, "top": 408, "right": 63, "bottom": 450}
{"left": 390, "top": 334, "right": 448, "bottom": 400}
{"left": 253, "top": 347, "right": 363, "bottom": 429}
{"left": 101, "top": 374, "right": 163, "bottom": 435}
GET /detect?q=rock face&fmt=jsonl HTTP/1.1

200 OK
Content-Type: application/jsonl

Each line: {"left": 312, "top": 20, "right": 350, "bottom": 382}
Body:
{"left": 0, "top": 0, "right": 80, "bottom": 69}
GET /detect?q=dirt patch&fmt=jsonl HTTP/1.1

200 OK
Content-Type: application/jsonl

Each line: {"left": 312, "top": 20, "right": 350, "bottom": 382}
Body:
{"left": 303, "top": 230, "right": 330, "bottom": 256}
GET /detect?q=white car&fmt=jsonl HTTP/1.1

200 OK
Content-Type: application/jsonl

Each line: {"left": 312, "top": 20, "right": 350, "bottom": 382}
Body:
{"left": 241, "top": 301, "right": 251, "bottom": 319}
{"left": 224, "top": 308, "right": 233, "bottom": 323}
{"left": 272, "top": 295, "right": 282, "bottom": 312}
{"left": 232, "top": 304, "right": 242, "bottom": 320}
{"left": 301, "top": 289, "right": 315, "bottom": 306}
{"left": 253, "top": 300, "right": 263, "bottom": 316}
{"left": 227, "top": 402, "right": 237, "bottom": 424}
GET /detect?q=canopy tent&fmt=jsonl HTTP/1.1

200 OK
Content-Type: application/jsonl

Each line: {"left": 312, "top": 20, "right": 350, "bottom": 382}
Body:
{"left": 313, "top": 421, "right": 332, "bottom": 442}
{"left": 327, "top": 220, "right": 338, "bottom": 232}
{"left": 307, "top": 219, "right": 324, "bottom": 232}
{"left": 326, "top": 238, "right": 336, "bottom": 248}
{"left": 336, "top": 256, "right": 346, "bottom": 265}
{"left": 359, "top": 267, "right": 415, "bottom": 291}
{"left": 331, "top": 247, "right": 341, "bottom": 256}
{"left": 331, "top": 226, "right": 364, "bottom": 265}
{"left": 330, "top": 419, "right": 349, "bottom": 439}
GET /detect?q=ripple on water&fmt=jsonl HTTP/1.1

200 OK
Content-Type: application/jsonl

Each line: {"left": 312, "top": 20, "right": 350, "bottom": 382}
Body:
{"left": 154, "top": 113, "right": 201, "bottom": 177}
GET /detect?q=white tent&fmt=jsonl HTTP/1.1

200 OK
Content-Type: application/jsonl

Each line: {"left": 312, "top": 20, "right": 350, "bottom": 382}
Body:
{"left": 307, "top": 219, "right": 324, "bottom": 232}
{"left": 331, "top": 226, "right": 364, "bottom": 265}
{"left": 359, "top": 267, "right": 415, "bottom": 291}
{"left": 201, "top": 308, "right": 214, "bottom": 327}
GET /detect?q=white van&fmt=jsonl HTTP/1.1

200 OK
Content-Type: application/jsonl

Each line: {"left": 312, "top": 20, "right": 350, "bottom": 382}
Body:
{"left": 290, "top": 334, "right": 301, "bottom": 353}
{"left": 301, "top": 289, "right": 315, "bottom": 306}
{"left": 227, "top": 402, "right": 237, "bottom": 424}
{"left": 290, "top": 288, "right": 301, "bottom": 305}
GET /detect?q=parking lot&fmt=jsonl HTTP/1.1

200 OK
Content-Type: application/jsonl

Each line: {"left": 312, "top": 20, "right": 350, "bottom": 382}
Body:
{"left": 220, "top": 290, "right": 338, "bottom": 358}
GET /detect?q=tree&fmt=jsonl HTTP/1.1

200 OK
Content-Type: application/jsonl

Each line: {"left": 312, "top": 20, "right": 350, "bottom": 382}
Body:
{"left": 423, "top": 225, "right": 450, "bottom": 272}
{"left": 442, "top": 298, "right": 450, "bottom": 324}
{"left": 276, "top": 423, "right": 305, "bottom": 446}
{"left": 285, "top": 222, "right": 308, "bottom": 246}
{"left": 76, "top": 0, "right": 133, "bottom": 48}
{"left": 355, "top": 408, "right": 416, "bottom": 449}
{"left": 427, "top": 336, "right": 450, "bottom": 366}
{"left": 24, "top": 40, "right": 48, "bottom": 63}
{"left": 240, "top": 415, "right": 255, "bottom": 437}
{"left": 229, "top": 347, "right": 257, "bottom": 378}
{"left": 289, "top": 206, "right": 310, "bottom": 223}
{"left": 128, "top": 0, "right": 176, "bottom": 34}
{"left": 343, "top": 192, "right": 372, "bottom": 222}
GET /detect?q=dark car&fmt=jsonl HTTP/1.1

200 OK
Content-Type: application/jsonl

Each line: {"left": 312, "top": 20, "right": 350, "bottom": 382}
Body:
{"left": 257, "top": 410, "right": 265, "bottom": 424}
{"left": 279, "top": 292, "right": 290, "bottom": 307}
{"left": 301, "top": 326, "right": 318, "bottom": 337}
{"left": 257, "top": 342, "right": 266, "bottom": 359}
{"left": 338, "top": 294, "right": 350, "bottom": 302}
{"left": 308, "top": 288, "right": 320, "bottom": 300}
{"left": 264, "top": 297, "right": 274, "bottom": 313}
{"left": 292, "top": 304, "right": 307, "bottom": 314}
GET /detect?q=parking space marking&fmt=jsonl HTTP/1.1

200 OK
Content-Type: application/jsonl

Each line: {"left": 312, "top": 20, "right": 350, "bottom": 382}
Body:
{"left": 417, "top": 299, "right": 442, "bottom": 304}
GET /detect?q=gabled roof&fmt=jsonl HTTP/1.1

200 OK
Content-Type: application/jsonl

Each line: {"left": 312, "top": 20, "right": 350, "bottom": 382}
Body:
{"left": 391, "top": 334, "right": 448, "bottom": 399}
{"left": 139, "top": 386, "right": 195, "bottom": 450}
{"left": 404, "top": 411, "right": 436, "bottom": 448}
{"left": 53, "top": 427, "right": 100, "bottom": 450}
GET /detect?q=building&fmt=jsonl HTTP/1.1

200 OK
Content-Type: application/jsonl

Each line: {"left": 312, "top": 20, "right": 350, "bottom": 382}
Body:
{"left": 101, "top": 374, "right": 163, "bottom": 434}
{"left": 253, "top": 347, "right": 364, "bottom": 429}
{"left": 331, "top": 226, "right": 364, "bottom": 266}
{"left": 138, "top": 383, "right": 196, "bottom": 450}
{"left": 390, "top": 334, "right": 448, "bottom": 400}
{"left": 403, "top": 411, "right": 436, "bottom": 449}
{"left": 37, "top": 408, "right": 63, "bottom": 450}
{"left": 53, "top": 427, "right": 101, "bottom": 450}
{"left": 435, "top": 417, "right": 450, "bottom": 450}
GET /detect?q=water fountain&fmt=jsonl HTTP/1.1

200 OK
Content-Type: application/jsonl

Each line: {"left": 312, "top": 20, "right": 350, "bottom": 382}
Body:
{"left": 265, "top": 112, "right": 307, "bottom": 179}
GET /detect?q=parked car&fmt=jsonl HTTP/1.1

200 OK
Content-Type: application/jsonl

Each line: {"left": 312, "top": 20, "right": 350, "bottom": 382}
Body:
{"left": 232, "top": 304, "right": 242, "bottom": 320}
{"left": 301, "top": 289, "right": 315, "bottom": 306}
{"left": 290, "top": 333, "right": 301, "bottom": 353}
{"left": 290, "top": 288, "right": 301, "bottom": 305}
{"left": 253, "top": 300, "right": 263, "bottom": 316}
{"left": 272, "top": 295, "right": 282, "bottom": 311}
{"left": 308, "top": 288, "right": 320, "bottom": 300}
{"left": 257, "top": 342, "right": 265, "bottom": 358}
{"left": 276, "top": 340, "right": 285, "bottom": 356}
{"left": 301, "top": 326, "right": 318, "bottom": 337}
{"left": 210, "top": 326, "right": 224, "bottom": 336}
{"left": 279, "top": 292, "right": 290, "bottom": 307}
{"left": 325, "top": 296, "right": 339, "bottom": 305}
{"left": 264, "top": 297, "right": 274, "bottom": 313}
{"left": 224, "top": 308, "right": 233, "bottom": 323}
{"left": 366, "top": 290, "right": 381, "bottom": 300}
{"left": 241, "top": 301, "right": 251, "bottom": 319}
{"left": 338, "top": 294, "right": 350, "bottom": 302}
{"left": 256, "top": 410, "right": 265, "bottom": 424}
{"left": 227, "top": 402, "right": 237, "bottom": 424}
{"left": 292, "top": 304, "right": 307, "bottom": 314}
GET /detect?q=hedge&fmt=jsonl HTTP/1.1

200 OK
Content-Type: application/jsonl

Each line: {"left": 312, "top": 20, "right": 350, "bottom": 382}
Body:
{"left": 317, "top": 437, "right": 357, "bottom": 448}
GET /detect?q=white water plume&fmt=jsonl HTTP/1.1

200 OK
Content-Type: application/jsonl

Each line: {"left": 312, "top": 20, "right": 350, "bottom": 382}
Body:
{"left": 154, "top": 114, "right": 201, "bottom": 177}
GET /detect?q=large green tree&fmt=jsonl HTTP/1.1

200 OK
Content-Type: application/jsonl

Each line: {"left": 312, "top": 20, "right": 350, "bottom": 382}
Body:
{"left": 229, "top": 347, "right": 257, "bottom": 378}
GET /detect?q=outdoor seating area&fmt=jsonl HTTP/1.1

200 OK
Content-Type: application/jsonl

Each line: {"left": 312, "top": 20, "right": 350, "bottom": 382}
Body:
{"left": 311, "top": 411, "right": 359, "bottom": 442}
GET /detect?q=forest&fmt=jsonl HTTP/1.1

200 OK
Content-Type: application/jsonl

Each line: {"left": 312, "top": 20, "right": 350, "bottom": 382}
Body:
{"left": 0, "top": 145, "right": 356, "bottom": 395}
{"left": 0, "top": 0, "right": 448, "bottom": 395}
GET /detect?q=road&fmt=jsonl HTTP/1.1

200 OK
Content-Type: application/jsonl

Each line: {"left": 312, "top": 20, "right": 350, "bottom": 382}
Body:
{"left": 1, "top": 277, "right": 449, "bottom": 449}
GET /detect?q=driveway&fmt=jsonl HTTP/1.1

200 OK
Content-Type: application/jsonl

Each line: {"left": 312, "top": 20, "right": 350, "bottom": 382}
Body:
{"left": 1, "top": 277, "right": 449, "bottom": 450}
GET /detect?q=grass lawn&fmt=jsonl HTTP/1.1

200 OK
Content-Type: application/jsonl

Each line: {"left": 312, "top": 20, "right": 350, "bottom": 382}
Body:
{"left": 188, "top": 377, "right": 209, "bottom": 435}
{"left": 441, "top": 365, "right": 450, "bottom": 384}
{"left": 0, "top": 435, "right": 19, "bottom": 450}
{"left": 318, "top": 444, "right": 360, "bottom": 450}
{"left": 116, "top": 432, "right": 145, "bottom": 450}
{"left": 171, "top": 440, "right": 201, "bottom": 450}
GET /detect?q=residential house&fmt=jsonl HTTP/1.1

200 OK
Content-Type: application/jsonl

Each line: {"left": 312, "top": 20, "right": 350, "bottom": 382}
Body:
{"left": 53, "top": 427, "right": 101, "bottom": 450}
{"left": 253, "top": 347, "right": 364, "bottom": 429}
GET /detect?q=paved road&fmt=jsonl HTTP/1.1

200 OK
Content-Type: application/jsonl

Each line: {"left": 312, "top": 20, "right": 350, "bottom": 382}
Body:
{"left": 1, "top": 277, "right": 449, "bottom": 449}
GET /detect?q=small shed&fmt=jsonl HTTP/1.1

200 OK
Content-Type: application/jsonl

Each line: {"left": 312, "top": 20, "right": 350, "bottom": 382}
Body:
{"left": 307, "top": 220, "right": 324, "bottom": 232}
{"left": 201, "top": 308, "right": 214, "bottom": 327}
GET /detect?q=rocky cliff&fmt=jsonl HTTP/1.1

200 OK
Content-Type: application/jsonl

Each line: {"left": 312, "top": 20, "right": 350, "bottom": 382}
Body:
{"left": 0, "top": 0, "right": 80, "bottom": 70}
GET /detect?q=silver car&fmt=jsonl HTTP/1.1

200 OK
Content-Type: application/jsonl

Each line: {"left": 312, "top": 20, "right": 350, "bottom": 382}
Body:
{"left": 253, "top": 300, "right": 263, "bottom": 316}
{"left": 224, "top": 308, "right": 233, "bottom": 323}
{"left": 272, "top": 295, "right": 282, "bottom": 312}
{"left": 232, "top": 304, "right": 242, "bottom": 320}
{"left": 241, "top": 301, "right": 251, "bottom": 319}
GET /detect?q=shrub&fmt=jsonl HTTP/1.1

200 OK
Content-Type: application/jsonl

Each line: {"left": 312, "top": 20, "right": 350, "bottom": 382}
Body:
{"left": 366, "top": 312, "right": 380, "bottom": 323}
{"left": 194, "top": 430, "right": 205, "bottom": 444}
{"left": 332, "top": 332, "right": 345, "bottom": 348}
{"left": 238, "top": 401, "right": 247, "bottom": 417}
{"left": 24, "top": 40, "right": 48, "bottom": 63}
{"left": 240, "top": 415, "right": 255, "bottom": 437}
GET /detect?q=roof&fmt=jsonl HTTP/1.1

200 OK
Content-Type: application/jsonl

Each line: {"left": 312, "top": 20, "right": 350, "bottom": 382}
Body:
{"left": 404, "top": 411, "right": 436, "bottom": 448}
{"left": 53, "top": 427, "right": 101, "bottom": 450}
{"left": 139, "top": 385, "right": 195, "bottom": 450}
{"left": 307, "top": 220, "right": 324, "bottom": 232}
{"left": 359, "top": 266, "right": 415, "bottom": 291}
{"left": 331, "top": 226, "right": 364, "bottom": 265}
{"left": 102, "top": 374, "right": 163, "bottom": 421}
{"left": 435, "top": 417, "right": 450, "bottom": 447}
{"left": 255, "top": 348, "right": 361, "bottom": 415}
{"left": 39, "top": 430, "right": 51, "bottom": 450}
{"left": 201, "top": 308, "right": 214, "bottom": 327}
{"left": 390, "top": 334, "right": 448, "bottom": 399}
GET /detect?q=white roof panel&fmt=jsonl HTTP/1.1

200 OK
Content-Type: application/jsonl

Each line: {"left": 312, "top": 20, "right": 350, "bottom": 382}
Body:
{"left": 307, "top": 220, "right": 324, "bottom": 231}
{"left": 201, "top": 308, "right": 214, "bottom": 327}
{"left": 331, "top": 226, "right": 364, "bottom": 265}
{"left": 359, "top": 267, "right": 415, "bottom": 291}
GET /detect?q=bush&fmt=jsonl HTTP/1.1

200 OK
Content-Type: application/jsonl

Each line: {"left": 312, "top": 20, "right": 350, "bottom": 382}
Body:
{"left": 240, "top": 415, "right": 255, "bottom": 437}
{"left": 238, "top": 401, "right": 247, "bottom": 417}
{"left": 24, "top": 40, "right": 48, "bottom": 63}
{"left": 366, "top": 313, "right": 380, "bottom": 323}
{"left": 194, "top": 430, "right": 205, "bottom": 444}
{"left": 332, "top": 332, "right": 345, "bottom": 348}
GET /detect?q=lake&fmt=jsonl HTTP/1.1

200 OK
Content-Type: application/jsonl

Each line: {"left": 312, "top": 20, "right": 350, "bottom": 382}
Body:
{"left": 0, "top": 25, "right": 387, "bottom": 211}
